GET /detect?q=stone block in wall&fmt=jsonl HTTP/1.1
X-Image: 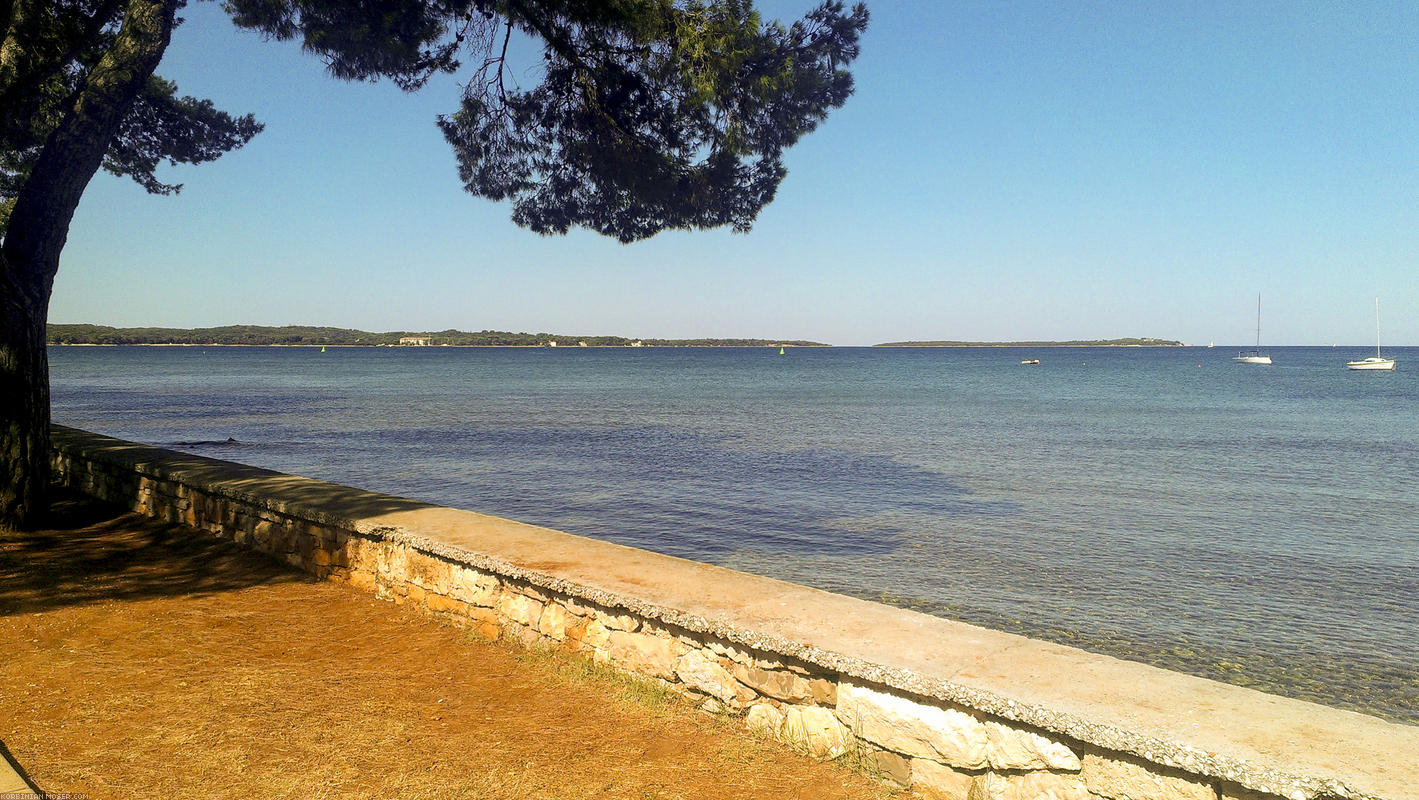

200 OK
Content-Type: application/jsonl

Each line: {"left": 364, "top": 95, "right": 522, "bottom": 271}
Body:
{"left": 605, "top": 629, "right": 684, "bottom": 680}
{"left": 705, "top": 639, "right": 754, "bottom": 665}
{"left": 966, "top": 772, "right": 1090, "bottom": 800}
{"left": 504, "top": 622, "right": 543, "bottom": 648}
{"left": 405, "top": 552, "right": 446, "bottom": 590}
{"left": 982, "top": 721, "right": 1079, "bottom": 771}
{"left": 674, "top": 631, "right": 706, "bottom": 650}
{"left": 871, "top": 747, "right": 912, "bottom": 788}
{"left": 198, "top": 495, "right": 218, "bottom": 525}
{"left": 537, "top": 601, "right": 574, "bottom": 641}
{"left": 910, "top": 758, "right": 973, "bottom": 800}
{"left": 1082, "top": 752, "right": 1215, "bottom": 800}
{"left": 435, "top": 561, "right": 461, "bottom": 595}
{"left": 278, "top": 526, "right": 300, "bottom": 554}
{"left": 327, "top": 539, "right": 350, "bottom": 569}
{"left": 345, "top": 538, "right": 377, "bottom": 573}
{"left": 597, "top": 610, "right": 641, "bottom": 632}
{"left": 447, "top": 566, "right": 499, "bottom": 607}
{"left": 577, "top": 619, "right": 614, "bottom": 654}
{"left": 559, "top": 596, "right": 599, "bottom": 618}
{"left": 555, "top": 616, "right": 591, "bottom": 650}
{"left": 675, "top": 648, "right": 755, "bottom": 706}
{"left": 252, "top": 519, "right": 275, "bottom": 548}
{"left": 511, "top": 583, "right": 550, "bottom": 604}
{"left": 426, "top": 592, "right": 470, "bottom": 617}
{"left": 697, "top": 696, "right": 729, "bottom": 714}
{"left": 781, "top": 704, "right": 851, "bottom": 759}
{"left": 731, "top": 662, "right": 835, "bottom": 705}
{"left": 497, "top": 590, "right": 544, "bottom": 628}
{"left": 837, "top": 682, "right": 990, "bottom": 770}
{"left": 262, "top": 521, "right": 288, "bottom": 552}
{"left": 742, "top": 701, "right": 850, "bottom": 760}
{"left": 470, "top": 606, "right": 501, "bottom": 635}
{"left": 376, "top": 544, "right": 409, "bottom": 578}
{"left": 746, "top": 703, "right": 786, "bottom": 737}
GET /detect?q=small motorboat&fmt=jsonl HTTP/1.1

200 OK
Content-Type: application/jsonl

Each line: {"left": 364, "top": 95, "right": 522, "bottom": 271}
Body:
{"left": 1020, "top": 359, "right": 1040, "bottom": 365}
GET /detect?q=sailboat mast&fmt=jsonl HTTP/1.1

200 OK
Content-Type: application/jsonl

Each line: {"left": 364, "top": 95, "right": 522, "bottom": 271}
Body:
{"left": 1255, "top": 294, "right": 1262, "bottom": 350}
{"left": 1375, "top": 297, "right": 1382, "bottom": 357}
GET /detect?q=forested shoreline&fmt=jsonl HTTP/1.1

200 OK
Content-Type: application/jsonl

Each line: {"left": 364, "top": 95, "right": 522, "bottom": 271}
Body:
{"left": 46, "top": 324, "right": 828, "bottom": 348}
{"left": 874, "top": 338, "right": 1184, "bottom": 347}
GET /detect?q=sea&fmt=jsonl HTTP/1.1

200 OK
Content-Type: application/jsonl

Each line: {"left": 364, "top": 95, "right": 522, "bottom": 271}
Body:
{"left": 47, "top": 344, "right": 1419, "bottom": 724}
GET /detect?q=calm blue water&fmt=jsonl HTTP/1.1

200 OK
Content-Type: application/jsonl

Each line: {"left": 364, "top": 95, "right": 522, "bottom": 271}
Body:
{"left": 48, "top": 345, "right": 1419, "bottom": 723}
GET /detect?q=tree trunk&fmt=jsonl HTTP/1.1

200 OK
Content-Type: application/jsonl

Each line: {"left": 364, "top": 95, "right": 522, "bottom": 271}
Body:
{"left": 0, "top": 252, "right": 50, "bottom": 531}
{"left": 0, "top": 0, "right": 177, "bottom": 530}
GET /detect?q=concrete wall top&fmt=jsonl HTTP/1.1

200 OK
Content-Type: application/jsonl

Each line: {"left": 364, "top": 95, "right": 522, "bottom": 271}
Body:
{"left": 50, "top": 425, "right": 1418, "bottom": 800}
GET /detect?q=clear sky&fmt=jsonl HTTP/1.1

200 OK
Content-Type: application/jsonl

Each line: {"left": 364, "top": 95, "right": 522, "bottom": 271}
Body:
{"left": 51, "top": 1, "right": 1419, "bottom": 346}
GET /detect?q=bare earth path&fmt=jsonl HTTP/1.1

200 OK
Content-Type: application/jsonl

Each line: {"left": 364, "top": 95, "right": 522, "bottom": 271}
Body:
{"left": 0, "top": 492, "right": 902, "bottom": 800}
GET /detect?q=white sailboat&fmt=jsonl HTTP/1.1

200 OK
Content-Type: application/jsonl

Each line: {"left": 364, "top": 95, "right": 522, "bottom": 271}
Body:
{"left": 1233, "top": 295, "right": 1272, "bottom": 365}
{"left": 1346, "top": 298, "right": 1395, "bottom": 371}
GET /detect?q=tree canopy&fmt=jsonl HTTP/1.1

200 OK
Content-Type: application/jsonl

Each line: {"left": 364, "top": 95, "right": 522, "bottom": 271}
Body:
{"left": 2, "top": 0, "right": 868, "bottom": 239}
{"left": 0, "top": 1, "right": 264, "bottom": 224}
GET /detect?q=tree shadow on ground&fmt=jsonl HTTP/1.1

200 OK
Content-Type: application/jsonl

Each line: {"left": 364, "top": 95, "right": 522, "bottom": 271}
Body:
{"left": 0, "top": 488, "right": 309, "bottom": 617}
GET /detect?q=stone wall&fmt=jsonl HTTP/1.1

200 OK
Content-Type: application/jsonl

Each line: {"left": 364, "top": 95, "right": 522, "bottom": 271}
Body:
{"left": 49, "top": 426, "right": 1417, "bottom": 800}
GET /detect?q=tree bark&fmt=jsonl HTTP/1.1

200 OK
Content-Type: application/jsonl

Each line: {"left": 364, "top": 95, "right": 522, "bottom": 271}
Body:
{"left": 0, "top": 0, "right": 177, "bottom": 530}
{"left": 0, "top": 251, "right": 49, "bottom": 531}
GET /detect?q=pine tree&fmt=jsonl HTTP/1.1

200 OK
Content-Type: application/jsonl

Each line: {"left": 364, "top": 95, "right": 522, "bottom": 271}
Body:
{"left": 0, "top": 0, "right": 867, "bottom": 528}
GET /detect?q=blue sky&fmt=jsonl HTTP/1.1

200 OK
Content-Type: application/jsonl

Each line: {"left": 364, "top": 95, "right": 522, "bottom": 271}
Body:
{"left": 52, "top": 1, "right": 1419, "bottom": 346}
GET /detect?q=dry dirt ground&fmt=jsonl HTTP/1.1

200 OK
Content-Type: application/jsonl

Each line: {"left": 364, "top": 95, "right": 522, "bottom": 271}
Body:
{"left": 1, "top": 491, "right": 906, "bottom": 800}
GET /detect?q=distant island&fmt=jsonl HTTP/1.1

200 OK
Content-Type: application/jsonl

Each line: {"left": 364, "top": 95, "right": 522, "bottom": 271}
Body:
{"left": 873, "top": 338, "right": 1184, "bottom": 348}
{"left": 46, "top": 324, "right": 829, "bottom": 348}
